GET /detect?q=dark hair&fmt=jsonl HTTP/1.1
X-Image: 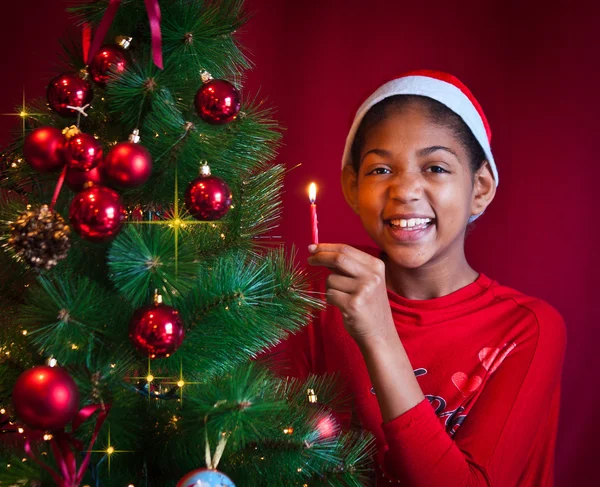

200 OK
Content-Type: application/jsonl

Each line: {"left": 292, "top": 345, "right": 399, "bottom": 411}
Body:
{"left": 350, "top": 95, "right": 487, "bottom": 181}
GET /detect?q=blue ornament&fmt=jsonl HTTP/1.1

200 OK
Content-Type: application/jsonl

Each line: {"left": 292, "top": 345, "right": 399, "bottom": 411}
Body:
{"left": 176, "top": 468, "right": 236, "bottom": 487}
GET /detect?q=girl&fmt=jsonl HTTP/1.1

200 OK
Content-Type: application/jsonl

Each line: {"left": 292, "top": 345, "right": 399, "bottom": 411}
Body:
{"left": 282, "top": 70, "right": 566, "bottom": 486}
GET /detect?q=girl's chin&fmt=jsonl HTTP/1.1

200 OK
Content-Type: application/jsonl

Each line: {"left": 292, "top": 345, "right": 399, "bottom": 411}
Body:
{"left": 377, "top": 244, "right": 435, "bottom": 270}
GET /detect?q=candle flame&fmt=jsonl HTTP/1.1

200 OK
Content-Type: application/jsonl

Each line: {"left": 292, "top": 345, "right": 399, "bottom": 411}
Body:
{"left": 308, "top": 182, "right": 317, "bottom": 203}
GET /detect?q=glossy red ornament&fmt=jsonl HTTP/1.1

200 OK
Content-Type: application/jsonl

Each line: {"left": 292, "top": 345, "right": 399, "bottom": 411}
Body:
{"left": 194, "top": 79, "right": 241, "bottom": 125}
{"left": 312, "top": 409, "right": 340, "bottom": 440}
{"left": 306, "top": 388, "right": 340, "bottom": 441}
{"left": 62, "top": 132, "right": 103, "bottom": 171}
{"left": 185, "top": 165, "right": 232, "bottom": 220}
{"left": 69, "top": 185, "right": 126, "bottom": 242}
{"left": 12, "top": 366, "right": 79, "bottom": 431}
{"left": 47, "top": 73, "right": 93, "bottom": 117}
{"left": 129, "top": 299, "right": 185, "bottom": 359}
{"left": 65, "top": 166, "right": 104, "bottom": 192}
{"left": 88, "top": 44, "right": 127, "bottom": 86}
{"left": 23, "top": 126, "right": 66, "bottom": 172}
{"left": 128, "top": 205, "right": 145, "bottom": 221}
{"left": 102, "top": 142, "right": 152, "bottom": 188}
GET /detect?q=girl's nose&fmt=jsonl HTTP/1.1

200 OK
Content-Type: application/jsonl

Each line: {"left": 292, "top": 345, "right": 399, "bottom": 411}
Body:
{"left": 388, "top": 173, "right": 423, "bottom": 202}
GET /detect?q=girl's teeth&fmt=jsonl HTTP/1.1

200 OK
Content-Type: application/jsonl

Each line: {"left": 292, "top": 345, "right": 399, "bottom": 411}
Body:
{"left": 389, "top": 218, "right": 432, "bottom": 229}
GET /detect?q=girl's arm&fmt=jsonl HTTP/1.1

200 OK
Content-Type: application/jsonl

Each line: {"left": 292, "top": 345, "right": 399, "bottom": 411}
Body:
{"left": 378, "top": 301, "right": 565, "bottom": 486}
{"left": 308, "top": 243, "right": 566, "bottom": 486}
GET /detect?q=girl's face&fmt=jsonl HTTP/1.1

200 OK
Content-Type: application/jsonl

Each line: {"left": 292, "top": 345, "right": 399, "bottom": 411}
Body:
{"left": 343, "top": 104, "right": 490, "bottom": 270}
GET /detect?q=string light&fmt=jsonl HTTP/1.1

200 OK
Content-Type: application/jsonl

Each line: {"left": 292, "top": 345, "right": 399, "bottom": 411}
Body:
{"left": 0, "top": 408, "right": 5, "bottom": 415}
{"left": 146, "top": 374, "right": 154, "bottom": 383}
{"left": 177, "top": 380, "right": 184, "bottom": 388}
{"left": 89, "top": 428, "right": 133, "bottom": 475}
{"left": 125, "top": 164, "right": 222, "bottom": 275}
{"left": 43, "top": 434, "right": 53, "bottom": 441}
{"left": 1, "top": 90, "right": 45, "bottom": 136}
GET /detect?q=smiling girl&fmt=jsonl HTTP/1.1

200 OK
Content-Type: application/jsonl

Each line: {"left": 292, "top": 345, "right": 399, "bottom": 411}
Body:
{"left": 282, "top": 70, "right": 566, "bottom": 486}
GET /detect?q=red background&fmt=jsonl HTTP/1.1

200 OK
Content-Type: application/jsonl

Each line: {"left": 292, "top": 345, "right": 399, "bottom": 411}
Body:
{"left": 1, "top": 1, "right": 597, "bottom": 484}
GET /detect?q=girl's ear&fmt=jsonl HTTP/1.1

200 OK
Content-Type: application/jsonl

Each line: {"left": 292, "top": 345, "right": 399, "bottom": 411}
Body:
{"left": 341, "top": 165, "right": 360, "bottom": 214}
{"left": 470, "top": 161, "right": 496, "bottom": 217}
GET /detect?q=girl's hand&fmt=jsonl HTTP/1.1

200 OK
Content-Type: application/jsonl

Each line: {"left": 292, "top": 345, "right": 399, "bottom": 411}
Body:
{"left": 308, "top": 243, "right": 395, "bottom": 345}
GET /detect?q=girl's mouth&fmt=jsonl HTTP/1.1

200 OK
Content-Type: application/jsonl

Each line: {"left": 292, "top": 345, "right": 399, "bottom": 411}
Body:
{"left": 384, "top": 217, "right": 435, "bottom": 241}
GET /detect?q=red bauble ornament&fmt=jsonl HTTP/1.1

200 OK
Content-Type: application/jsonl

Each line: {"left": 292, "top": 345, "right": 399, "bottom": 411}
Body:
{"left": 128, "top": 205, "right": 145, "bottom": 221}
{"left": 62, "top": 132, "right": 103, "bottom": 171}
{"left": 12, "top": 366, "right": 79, "bottom": 431}
{"left": 184, "top": 165, "right": 232, "bottom": 220}
{"left": 65, "top": 166, "right": 104, "bottom": 192}
{"left": 88, "top": 44, "right": 127, "bottom": 86}
{"left": 306, "top": 389, "right": 340, "bottom": 441}
{"left": 102, "top": 133, "right": 152, "bottom": 188}
{"left": 129, "top": 295, "right": 185, "bottom": 359}
{"left": 69, "top": 185, "right": 126, "bottom": 242}
{"left": 47, "top": 73, "right": 93, "bottom": 117}
{"left": 312, "top": 409, "right": 340, "bottom": 440}
{"left": 194, "top": 79, "right": 241, "bottom": 125}
{"left": 23, "top": 126, "right": 66, "bottom": 172}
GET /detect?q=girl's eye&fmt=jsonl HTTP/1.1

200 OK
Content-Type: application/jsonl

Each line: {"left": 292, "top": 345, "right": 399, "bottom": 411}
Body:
{"left": 366, "top": 167, "right": 391, "bottom": 175}
{"left": 428, "top": 165, "right": 449, "bottom": 174}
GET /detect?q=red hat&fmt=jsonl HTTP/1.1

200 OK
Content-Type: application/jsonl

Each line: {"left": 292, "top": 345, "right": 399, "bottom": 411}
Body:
{"left": 341, "top": 70, "right": 497, "bottom": 222}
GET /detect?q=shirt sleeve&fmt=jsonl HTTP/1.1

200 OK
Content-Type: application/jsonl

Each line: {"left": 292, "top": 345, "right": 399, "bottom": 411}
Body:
{"left": 379, "top": 303, "right": 567, "bottom": 487}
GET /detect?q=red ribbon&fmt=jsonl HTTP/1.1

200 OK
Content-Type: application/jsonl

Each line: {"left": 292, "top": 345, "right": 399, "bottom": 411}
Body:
{"left": 24, "top": 404, "right": 111, "bottom": 487}
{"left": 144, "top": 0, "right": 163, "bottom": 69}
{"left": 82, "top": 23, "right": 92, "bottom": 62}
{"left": 85, "top": 0, "right": 163, "bottom": 69}
{"left": 50, "top": 165, "right": 67, "bottom": 212}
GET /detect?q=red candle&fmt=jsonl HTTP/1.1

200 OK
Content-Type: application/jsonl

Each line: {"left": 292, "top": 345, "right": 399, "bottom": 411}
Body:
{"left": 308, "top": 182, "right": 319, "bottom": 245}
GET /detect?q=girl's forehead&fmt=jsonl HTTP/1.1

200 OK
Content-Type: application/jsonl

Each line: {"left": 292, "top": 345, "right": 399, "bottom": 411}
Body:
{"left": 363, "top": 108, "right": 461, "bottom": 148}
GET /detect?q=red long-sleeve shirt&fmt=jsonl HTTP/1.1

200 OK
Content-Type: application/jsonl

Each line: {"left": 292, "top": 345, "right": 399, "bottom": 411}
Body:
{"left": 274, "top": 263, "right": 566, "bottom": 486}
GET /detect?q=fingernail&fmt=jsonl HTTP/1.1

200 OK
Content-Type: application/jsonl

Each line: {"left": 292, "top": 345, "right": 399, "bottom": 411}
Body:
{"left": 308, "top": 244, "right": 317, "bottom": 253}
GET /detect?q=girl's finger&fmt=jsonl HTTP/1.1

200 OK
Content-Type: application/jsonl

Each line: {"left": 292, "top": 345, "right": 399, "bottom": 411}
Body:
{"left": 326, "top": 272, "right": 359, "bottom": 294}
{"left": 325, "top": 287, "right": 350, "bottom": 309}
{"left": 309, "top": 243, "right": 379, "bottom": 267}
{"left": 308, "top": 251, "right": 369, "bottom": 277}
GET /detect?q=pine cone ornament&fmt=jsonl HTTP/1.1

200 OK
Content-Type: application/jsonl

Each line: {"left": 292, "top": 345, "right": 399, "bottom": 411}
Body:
{"left": 7, "top": 205, "right": 71, "bottom": 270}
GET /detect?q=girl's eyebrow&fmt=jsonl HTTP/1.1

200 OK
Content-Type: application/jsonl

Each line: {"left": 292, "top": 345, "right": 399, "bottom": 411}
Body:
{"left": 361, "top": 148, "right": 391, "bottom": 163}
{"left": 417, "top": 145, "right": 458, "bottom": 158}
{"left": 361, "top": 146, "right": 458, "bottom": 164}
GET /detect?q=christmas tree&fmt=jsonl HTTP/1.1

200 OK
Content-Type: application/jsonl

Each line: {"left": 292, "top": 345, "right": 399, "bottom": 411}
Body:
{"left": 0, "top": 1, "right": 374, "bottom": 486}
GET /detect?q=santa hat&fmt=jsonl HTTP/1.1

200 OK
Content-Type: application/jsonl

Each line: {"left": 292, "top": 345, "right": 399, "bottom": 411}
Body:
{"left": 341, "top": 69, "right": 498, "bottom": 222}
